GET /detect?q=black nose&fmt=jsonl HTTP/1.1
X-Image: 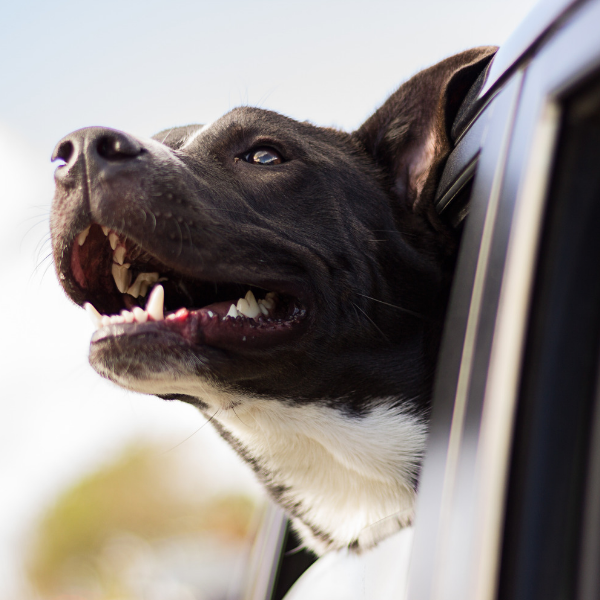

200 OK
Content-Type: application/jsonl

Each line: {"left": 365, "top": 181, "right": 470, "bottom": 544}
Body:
{"left": 52, "top": 127, "right": 144, "bottom": 183}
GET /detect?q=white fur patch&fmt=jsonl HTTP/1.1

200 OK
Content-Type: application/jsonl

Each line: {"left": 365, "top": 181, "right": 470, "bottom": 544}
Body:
{"left": 110, "top": 372, "right": 427, "bottom": 554}
{"left": 181, "top": 121, "right": 217, "bottom": 149}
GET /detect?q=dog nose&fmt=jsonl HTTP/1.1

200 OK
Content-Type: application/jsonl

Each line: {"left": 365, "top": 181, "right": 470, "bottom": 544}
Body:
{"left": 52, "top": 127, "right": 144, "bottom": 184}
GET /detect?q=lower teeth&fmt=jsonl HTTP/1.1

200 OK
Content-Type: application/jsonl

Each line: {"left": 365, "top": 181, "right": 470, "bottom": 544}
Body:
{"left": 86, "top": 287, "right": 278, "bottom": 330}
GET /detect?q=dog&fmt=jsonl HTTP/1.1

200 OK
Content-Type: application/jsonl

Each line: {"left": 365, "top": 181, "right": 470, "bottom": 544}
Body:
{"left": 50, "top": 47, "right": 496, "bottom": 556}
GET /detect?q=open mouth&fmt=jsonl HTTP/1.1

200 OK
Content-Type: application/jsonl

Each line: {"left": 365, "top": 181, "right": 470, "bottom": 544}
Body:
{"left": 70, "top": 224, "right": 308, "bottom": 350}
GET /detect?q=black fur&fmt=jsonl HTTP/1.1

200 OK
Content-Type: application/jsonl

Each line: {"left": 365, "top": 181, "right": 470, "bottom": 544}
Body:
{"left": 50, "top": 47, "right": 497, "bottom": 551}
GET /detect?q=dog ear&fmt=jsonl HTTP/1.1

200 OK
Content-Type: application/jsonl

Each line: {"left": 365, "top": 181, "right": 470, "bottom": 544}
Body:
{"left": 354, "top": 47, "right": 497, "bottom": 214}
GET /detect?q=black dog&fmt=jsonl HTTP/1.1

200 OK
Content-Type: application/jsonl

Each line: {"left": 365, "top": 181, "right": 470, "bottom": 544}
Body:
{"left": 50, "top": 47, "right": 496, "bottom": 555}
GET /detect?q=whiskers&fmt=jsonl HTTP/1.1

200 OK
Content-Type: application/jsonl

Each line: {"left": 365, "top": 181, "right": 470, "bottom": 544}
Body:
{"left": 351, "top": 302, "right": 390, "bottom": 343}
{"left": 231, "top": 404, "right": 251, "bottom": 428}
{"left": 355, "top": 293, "right": 426, "bottom": 320}
{"left": 163, "top": 407, "right": 221, "bottom": 453}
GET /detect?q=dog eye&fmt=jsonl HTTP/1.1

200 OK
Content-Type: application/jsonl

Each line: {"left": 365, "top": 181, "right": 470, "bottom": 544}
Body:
{"left": 244, "top": 147, "right": 283, "bottom": 165}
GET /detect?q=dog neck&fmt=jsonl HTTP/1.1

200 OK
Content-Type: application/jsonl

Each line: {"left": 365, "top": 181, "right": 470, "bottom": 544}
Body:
{"left": 166, "top": 379, "right": 428, "bottom": 553}
{"left": 104, "top": 356, "right": 428, "bottom": 554}
{"left": 216, "top": 396, "right": 427, "bottom": 553}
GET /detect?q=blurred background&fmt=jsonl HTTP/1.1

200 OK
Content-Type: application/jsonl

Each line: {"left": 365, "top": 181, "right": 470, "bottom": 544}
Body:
{"left": 1, "top": 1, "right": 539, "bottom": 598}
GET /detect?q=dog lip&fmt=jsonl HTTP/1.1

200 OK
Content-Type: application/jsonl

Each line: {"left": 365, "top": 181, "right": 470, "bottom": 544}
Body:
{"left": 90, "top": 300, "right": 308, "bottom": 351}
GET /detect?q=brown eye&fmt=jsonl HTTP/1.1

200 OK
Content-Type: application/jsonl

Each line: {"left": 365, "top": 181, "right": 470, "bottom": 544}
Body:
{"left": 244, "top": 147, "right": 283, "bottom": 165}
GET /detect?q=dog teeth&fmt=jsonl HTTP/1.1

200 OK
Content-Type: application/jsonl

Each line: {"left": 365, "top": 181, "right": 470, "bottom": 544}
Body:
{"left": 84, "top": 290, "right": 163, "bottom": 330}
{"left": 245, "top": 290, "right": 260, "bottom": 314}
{"left": 113, "top": 245, "right": 127, "bottom": 265}
{"left": 126, "top": 272, "right": 159, "bottom": 298}
{"left": 84, "top": 225, "right": 283, "bottom": 330}
{"left": 77, "top": 226, "right": 91, "bottom": 246}
{"left": 112, "top": 263, "right": 132, "bottom": 293}
{"left": 120, "top": 310, "right": 135, "bottom": 323}
{"left": 85, "top": 286, "right": 281, "bottom": 332}
{"left": 259, "top": 297, "right": 275, "bottom": 311}
{"left": 84, "top": 302, "right": 102, "bottom": 328}
{"left": 134, "top": 307, "right": 148, "bottom": 323}
{"left": 226, "top": 291, "right": 277, "bottom": 320}
{"left": 226, "top": 304, "right": 240, "bottom": 318}
{"left": 236, "top": 290, "right": 261, "bottom": 318}
{"left": 145, "top": 284, "right": 164, "bottom": 321}
{"left": 108, "top": 232, "right": 119, "bottom": 250}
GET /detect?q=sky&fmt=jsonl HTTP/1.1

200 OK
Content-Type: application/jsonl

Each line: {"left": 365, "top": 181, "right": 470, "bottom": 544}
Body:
{"left": 1, "top": 0, "right": 540, "bottom": 596}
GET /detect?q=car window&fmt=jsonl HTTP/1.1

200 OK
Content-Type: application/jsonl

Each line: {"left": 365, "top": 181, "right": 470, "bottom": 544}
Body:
{"left": 409, "top": 0, "right": 600, "bottom": 599}
{"left": 499, "top": 72, "right": 600, "bottom": 600}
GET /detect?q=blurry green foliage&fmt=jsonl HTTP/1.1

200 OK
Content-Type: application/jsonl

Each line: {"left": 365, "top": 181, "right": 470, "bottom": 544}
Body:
{"left": 25, "top": 440, "right": 256, "bottom": 598}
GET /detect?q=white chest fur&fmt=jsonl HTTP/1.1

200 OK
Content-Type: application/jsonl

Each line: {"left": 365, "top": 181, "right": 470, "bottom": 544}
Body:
{"left": 114, "top": 372, "right": 427, "bottom": 554}
{"left": 215, "top": 397, "right": 427, "bottom": 554}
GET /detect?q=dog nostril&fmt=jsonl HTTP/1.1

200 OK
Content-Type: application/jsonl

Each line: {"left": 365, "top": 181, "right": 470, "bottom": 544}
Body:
{"left": 52, "top": 140, "right": 74, "bottom": 164}
{"left": 96, "top": 133, "right": 142, "bottom": 161}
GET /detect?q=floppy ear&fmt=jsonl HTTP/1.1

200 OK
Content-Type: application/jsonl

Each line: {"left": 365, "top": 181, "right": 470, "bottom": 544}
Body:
{"left": 354, "top": 47, "right": 497, "bottom": 216}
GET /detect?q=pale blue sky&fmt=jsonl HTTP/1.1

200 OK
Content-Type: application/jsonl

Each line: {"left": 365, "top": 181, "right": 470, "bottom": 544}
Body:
{"left": 3, "top": 0, "right": 538, "bottom": 154}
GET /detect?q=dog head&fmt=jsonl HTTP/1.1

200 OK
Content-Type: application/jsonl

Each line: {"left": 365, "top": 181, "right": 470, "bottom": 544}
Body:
{"left": 50, "top": 48, "right": 494, "bottom": 414}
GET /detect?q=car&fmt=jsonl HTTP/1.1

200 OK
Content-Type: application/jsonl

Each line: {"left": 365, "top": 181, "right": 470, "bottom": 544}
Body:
{"left": 239, "top": 0, "right": 600, "bottom": 597}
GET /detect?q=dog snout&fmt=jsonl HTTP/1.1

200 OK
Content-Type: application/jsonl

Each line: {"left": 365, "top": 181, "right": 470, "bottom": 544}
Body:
{"left": 52, "top": 127, "right": 144, "bottom": 185}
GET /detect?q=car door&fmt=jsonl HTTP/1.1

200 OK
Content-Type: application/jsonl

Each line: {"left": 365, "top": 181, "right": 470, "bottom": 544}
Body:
{"left": 410, "top": 0, "right": 600, "bottom": 599}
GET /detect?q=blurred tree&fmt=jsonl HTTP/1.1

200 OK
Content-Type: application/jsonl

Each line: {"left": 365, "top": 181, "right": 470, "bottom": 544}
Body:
{"left": 25, "top": 440, "right": 257, "bottom": 599}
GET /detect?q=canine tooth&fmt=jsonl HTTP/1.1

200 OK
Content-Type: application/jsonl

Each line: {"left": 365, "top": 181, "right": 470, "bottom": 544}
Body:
{"left": 259, "top": 303, "right": 269, "bottom": 316}
{"left": 112, "top": 263, "right": 132, "bottom": 294}
{"left": 77, "top": 226, "right": 91, "bottom": 246}
{"left": 132, "top": 307, "right": 147, "bottom": 323}
{"left": 101, "top": 226, "right": 110, "bottom": 236}
{"left": 226, "top": 304, "right": 239, "bottom": 318}
{"left": 146, "top": 284, "right": 164, "bottom": 321}
{"left": 84, "top": 303, "right": 102, "bottom": 328}
{"left": 109, "top": 232, "right": 119, "bottom": 250}
{"left": 113, "top": 246, "right": 127, "bottom": 265}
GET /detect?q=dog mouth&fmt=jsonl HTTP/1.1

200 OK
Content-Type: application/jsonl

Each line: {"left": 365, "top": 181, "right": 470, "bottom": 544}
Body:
{"left": 70, "top": 224, "right": 308, "bottom": 351}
